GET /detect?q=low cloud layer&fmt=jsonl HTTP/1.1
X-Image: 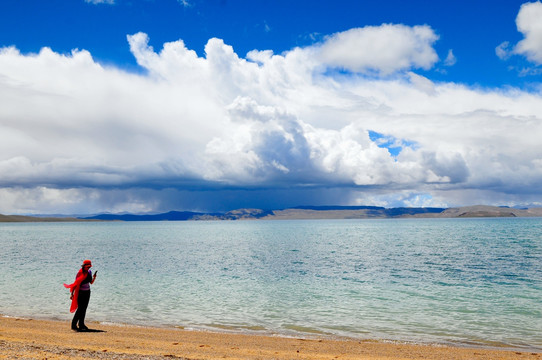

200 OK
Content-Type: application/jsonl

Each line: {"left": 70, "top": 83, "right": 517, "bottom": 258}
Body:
{"left": 1, "top": 21, "right": 542, "bottom": 214}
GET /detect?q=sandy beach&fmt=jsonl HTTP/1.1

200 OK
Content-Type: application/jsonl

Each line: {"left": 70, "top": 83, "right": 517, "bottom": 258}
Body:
{"left": 0, "top": 317, "right": 539, "bottom": 360}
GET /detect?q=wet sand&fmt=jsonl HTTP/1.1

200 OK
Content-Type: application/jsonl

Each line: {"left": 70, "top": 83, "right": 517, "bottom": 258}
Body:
{"left": 0, "top": 317, "right": 540, "bottom": 360}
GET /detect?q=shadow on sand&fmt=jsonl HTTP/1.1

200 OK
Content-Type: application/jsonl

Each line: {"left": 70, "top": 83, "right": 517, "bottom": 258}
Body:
{"left": 77, "top": 328, "right": 106, "bottom": 333}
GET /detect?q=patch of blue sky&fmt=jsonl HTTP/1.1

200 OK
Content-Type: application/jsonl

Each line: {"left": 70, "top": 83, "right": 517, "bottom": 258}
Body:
{"left": 368, "top": 130, "right": 417, "bottom": 158}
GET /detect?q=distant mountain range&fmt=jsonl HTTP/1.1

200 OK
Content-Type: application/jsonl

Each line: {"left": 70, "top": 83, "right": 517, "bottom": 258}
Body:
{"left": 2, "top": 205, "right": 542, "bottom": 222}
{"left": 80, "top": 205, "right": 542, "bottom": 221}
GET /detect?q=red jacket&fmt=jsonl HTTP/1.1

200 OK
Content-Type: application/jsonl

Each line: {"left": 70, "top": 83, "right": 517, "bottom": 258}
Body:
{"left": 63, "top": 269, "right": 89, "bottom": 313}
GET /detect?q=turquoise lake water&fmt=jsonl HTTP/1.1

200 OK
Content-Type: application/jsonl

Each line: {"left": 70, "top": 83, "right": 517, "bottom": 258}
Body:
{"left": 0, "top": 218, "right": 540, "bottom": 351}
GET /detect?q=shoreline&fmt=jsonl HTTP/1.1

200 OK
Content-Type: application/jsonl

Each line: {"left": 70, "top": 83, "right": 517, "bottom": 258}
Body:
{"left": 1, "top": 317, "right": 540, "bottom": 360}
{"left": 5, "top": 313, "right": 540, "bottom": 353}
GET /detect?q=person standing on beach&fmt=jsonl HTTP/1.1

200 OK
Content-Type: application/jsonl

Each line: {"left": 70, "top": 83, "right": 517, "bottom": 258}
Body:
{"left": 63, "top": 260, "right": 97, "bottom": 331}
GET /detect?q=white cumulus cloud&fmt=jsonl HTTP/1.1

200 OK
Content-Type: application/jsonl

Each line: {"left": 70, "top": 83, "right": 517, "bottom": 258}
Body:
{"left": 498, "top": 1, "right": 542, "bottom": 66}
{"left": 1, "top": 23, "right": 542, "bottom": 214}
{"left": 317, "top": 24, "right": 439, "bottom": 74}
{"left": 514, "top": 1, "right": 542, "bottom": 64}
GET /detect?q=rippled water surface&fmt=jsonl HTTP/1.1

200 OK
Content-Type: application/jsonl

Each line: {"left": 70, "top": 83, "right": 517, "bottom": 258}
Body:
{"left": 1, "top": 218, "right": 540, "bottom": 350}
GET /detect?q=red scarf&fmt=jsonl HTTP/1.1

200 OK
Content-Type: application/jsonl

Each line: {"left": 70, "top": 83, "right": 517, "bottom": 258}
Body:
{"left": 63, "top": 269, "right": 88, "bottom": 313}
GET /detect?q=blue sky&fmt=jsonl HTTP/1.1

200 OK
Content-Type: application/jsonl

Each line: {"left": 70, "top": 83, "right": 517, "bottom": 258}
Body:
{"left": 1, "top": 0, "right": 542, "bottom": 214}
{"left": 1, "top": 0, "right": 536, "bottom": 86}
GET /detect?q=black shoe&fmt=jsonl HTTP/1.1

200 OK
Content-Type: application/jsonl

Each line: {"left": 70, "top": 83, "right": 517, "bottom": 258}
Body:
{"left": 79, "top": 325, "right": 89, "bottom": 331}
{"left": 71, "top": 326, "right": 79, "bottom": 331}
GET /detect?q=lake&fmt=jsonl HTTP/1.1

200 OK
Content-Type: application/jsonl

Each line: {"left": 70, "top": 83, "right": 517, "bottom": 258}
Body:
{"left": 0, "top": 217, "right": 540, "bottom": 351}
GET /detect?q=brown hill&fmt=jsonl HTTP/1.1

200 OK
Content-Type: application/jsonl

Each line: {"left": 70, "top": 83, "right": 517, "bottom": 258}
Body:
{"left": 0, "top": 214, "right": 90, "bottom": 222}
{"left": 435, "top": 205, "right": 542, "bottom": 218}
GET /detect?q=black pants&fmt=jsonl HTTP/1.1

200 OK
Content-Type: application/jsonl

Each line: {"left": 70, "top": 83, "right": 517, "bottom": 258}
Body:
{"left": 72, "top": 290, "right": 90, "bottom": 329}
